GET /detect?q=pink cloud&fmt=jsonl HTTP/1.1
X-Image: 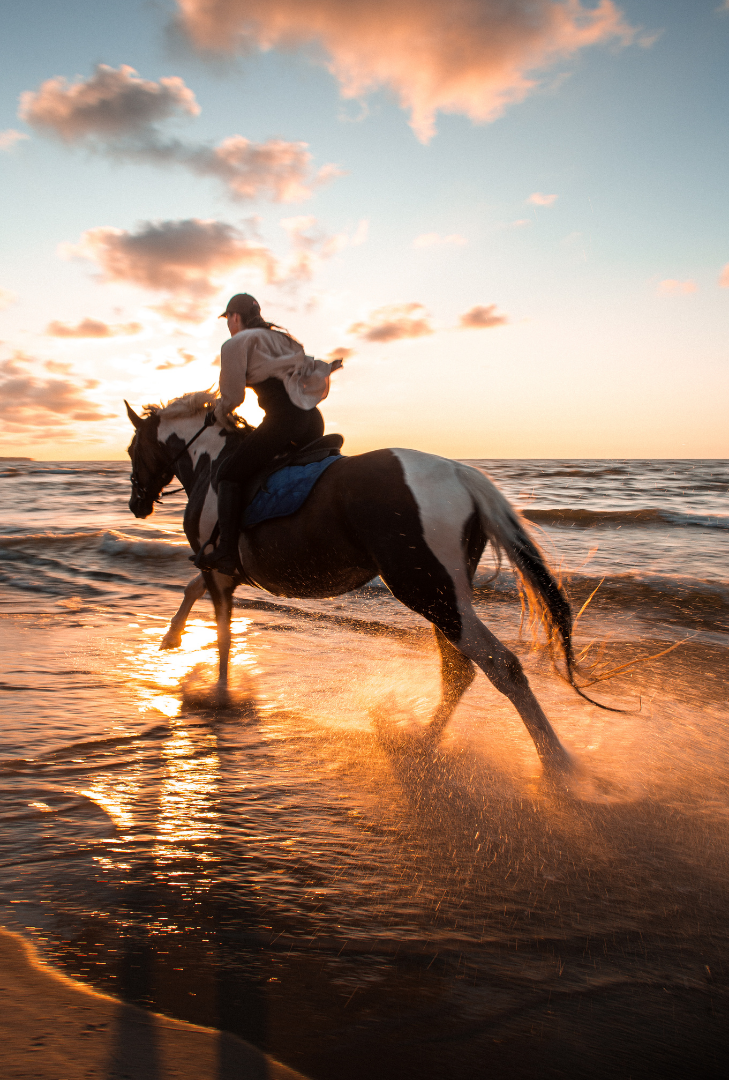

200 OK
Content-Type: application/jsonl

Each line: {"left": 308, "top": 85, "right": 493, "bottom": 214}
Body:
{"left": 0, "top": 354, "right": 115, "bottom": 435}
{"left": 458, "top": 304, "right": 508, "bottom": 329}
{"left": 45, "top": 317, "right": 143, "bottom": 338}
{"left": 174, "top": 0, "right": 638, "bottom": 142}
{"left": 527, "top": 191, "right": 558, "bottom": 206}
{"left": 0, "top": 129, "right": 28, "bottom": 151}
{"left": 61, "top": 218, "right": 279, "bottom": 318}
{"left": 658, "top": 279, "right": 697, "bottom": 296}
{"left": 719, "top": 264, "right": 729, "bottom": 289}
{"left": 60, "top": 215, "right": 342, "bottom": 322}
{"left": 348, "top": 302, "right": 433, "bottom": 342}
{"left": 189, "top": 136, "right": 343, "bottom": 201}
{"left": 156, "top": 348, "right": 198, "bottom": 370}
{"left": 19, "top": 64, "right": 341, "bottom": 203}
{"left": 19, "top": 64, "right": 199, "bottom": 141}
{"left": 280, "top": 215, "right": 348, "bottom": 282}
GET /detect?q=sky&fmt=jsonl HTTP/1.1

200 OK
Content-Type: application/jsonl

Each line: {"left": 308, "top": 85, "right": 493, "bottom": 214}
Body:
{"left": 0, "top": 0, "right": 728, "bottom": 460}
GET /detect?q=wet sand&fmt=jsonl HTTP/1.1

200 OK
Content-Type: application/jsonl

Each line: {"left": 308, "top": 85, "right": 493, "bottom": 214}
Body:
{"left": 0, "top": 927, "right": 307, "bottom": 1080}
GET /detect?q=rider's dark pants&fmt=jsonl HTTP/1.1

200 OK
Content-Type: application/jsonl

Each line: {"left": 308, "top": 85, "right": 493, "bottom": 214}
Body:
{"left": 217, "top": 377, "right": 324, "bottom": 485}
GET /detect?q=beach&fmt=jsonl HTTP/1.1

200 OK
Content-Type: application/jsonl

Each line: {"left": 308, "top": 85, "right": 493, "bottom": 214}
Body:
{"left": 0, "top": 926, "right": 306, "bottom": 1079}
{"left": 1, "top": 457, "right": 728, "bottom": 1078}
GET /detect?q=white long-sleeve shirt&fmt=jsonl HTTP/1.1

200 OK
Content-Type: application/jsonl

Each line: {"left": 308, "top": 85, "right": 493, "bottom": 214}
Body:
{"left": 218, "top": 327, "right": 336, "bottom": 412}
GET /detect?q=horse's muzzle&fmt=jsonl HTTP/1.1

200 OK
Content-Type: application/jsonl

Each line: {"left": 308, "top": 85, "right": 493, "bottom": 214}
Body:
{"left": 128, "top": 494, "right": 154, "bottom": 519}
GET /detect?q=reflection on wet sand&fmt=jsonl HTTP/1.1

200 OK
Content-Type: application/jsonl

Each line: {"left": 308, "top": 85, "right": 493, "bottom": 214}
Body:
{"left": 2, "top": 605, "right": 728, "bottom": 1080}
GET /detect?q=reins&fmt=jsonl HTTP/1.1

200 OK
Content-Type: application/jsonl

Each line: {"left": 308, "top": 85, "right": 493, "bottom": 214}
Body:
{"left": 130, "top": 406, "right": 217, "bottom": 504}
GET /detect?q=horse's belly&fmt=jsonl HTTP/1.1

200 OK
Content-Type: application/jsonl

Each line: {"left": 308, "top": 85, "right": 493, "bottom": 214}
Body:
{"left": 246, "top": 566, "right": 374, "bottom": 599}
{"left": 240, "top": 519, "right": 376, "bottom": 599}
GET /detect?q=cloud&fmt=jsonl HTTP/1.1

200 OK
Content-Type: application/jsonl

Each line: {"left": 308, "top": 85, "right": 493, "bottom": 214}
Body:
{"left": 458, "top": 303, "right": 508, "bottom": 329}
{"left": 156, "top": 348, "right": 198, "bottom": 370}
{"left": 19, "top": 64, "right": 340, "bottom": 202}
{"left": 183, "top": 136, "right": 343, "bottom": 201}
{"left": 0, "top": 354, "right": 115, "bottom": 435}
{"left": 174, "top": 0, "right": 638, "bottom": 141}
{"left": 326, "top": 346, "right": 354, "bottom": 361}
{"left": 45, "top": 317, "right": 143, "bottom": 338}
{"left": 719, "top": 264, "right": 729, "bottom": 288}
{"left": 527, "top": 191, "right": 558, "bottom": 206}
{"left": 0, "top": 288, "right": 18, "bottom": 311}
{"left": 19, "top": 64, "right": 200, "bottom": 141}
{"left": 280, "top": 215, "right": 348, "bottom": 281}
{"left": 61, "top": 217, "right": 279, "bottom": 319}
{"left": 658, "top": 279, "right": 697, "bottom": 295}
{"left": 413, "top": 232, "right": 467, "bottom": 248}
{"left": 0, "top": 129, "right": 28, "bottom": 151}
{"left": 348, "top": 302, "right": 433, "bottom": 342}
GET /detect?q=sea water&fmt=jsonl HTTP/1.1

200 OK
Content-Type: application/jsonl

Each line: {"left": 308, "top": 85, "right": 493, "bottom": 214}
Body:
{"left": 0, "top": 458, "right": 727, "bottom": 1078}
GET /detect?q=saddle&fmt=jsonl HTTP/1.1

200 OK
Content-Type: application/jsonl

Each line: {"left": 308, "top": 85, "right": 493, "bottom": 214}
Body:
{"left": 239, "top": 433, "right": 344, "bottom": 523}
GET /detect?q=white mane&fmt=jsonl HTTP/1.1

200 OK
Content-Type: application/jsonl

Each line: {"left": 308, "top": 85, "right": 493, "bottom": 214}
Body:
{"left": 147, "top": 390, "right": 219, "bottom": 419}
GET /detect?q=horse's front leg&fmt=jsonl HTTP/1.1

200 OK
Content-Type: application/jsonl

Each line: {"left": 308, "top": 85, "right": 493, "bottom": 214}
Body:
{"left": 203, "top": 570, "right": 235, "bottom": 686}
{"left": 160, "top": 573, "right": 206, "bottom": 650}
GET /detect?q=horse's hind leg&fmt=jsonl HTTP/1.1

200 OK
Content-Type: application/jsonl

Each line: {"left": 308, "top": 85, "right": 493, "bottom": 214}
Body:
{"left": 160, "top": 573, "right": 206, "bottom": 650}
{"left": 454, "top": 607, "right": 571, "bottom": 771}
{"left": 429, "top": 627, "right": 476, "bottom": 741}
{"left": 381, "top": 564, "right": 570, "bottom": 772}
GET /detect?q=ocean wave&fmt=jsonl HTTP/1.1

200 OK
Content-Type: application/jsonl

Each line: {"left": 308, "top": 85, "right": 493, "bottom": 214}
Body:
{"left": 0, "top": 529, "right": 189, "bottom": 561}
{"left": 472, "top": 566, "right": 729, "bottom": 621}
{"left": 7, "top": 464, "right": 127, "bottom": 477}
{"left": 522, "top": 507, "right": 729, "bottom": 530}
{"left": 99, "top": 531, "right": 189, "bottom": 560}
{"left": 0, "top": 530, "right": 105, "bottom": 547}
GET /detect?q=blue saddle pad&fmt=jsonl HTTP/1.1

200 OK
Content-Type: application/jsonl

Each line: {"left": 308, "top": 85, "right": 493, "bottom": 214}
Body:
{"left": 243, "top": 455, "right": 341, "bottom": 528}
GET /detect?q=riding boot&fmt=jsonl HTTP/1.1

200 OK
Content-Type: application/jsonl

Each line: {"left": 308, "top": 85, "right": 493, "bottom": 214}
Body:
{"left": 194, "top": 480, "right": 243, "bottom": 575}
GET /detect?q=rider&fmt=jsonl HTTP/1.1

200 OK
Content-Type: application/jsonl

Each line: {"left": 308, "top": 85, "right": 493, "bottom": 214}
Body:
{"left": 195, "top": 292, "right": 341, "bottom": 576}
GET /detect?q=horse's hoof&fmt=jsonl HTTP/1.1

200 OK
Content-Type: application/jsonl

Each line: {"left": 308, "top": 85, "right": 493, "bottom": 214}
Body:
{"left": 539, "top": 742, "right": 576, "bottom": 779}
{"left": 159, "top": 633, "right": 182, "bottom": 650}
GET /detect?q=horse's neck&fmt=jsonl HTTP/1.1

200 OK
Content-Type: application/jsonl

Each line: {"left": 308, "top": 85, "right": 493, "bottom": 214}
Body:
{"left": 158, "top": 414, "right": 221, "bottom": 494}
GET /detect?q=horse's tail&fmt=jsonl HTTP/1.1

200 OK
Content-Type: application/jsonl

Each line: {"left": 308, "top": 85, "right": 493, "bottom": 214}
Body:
{"left": 455, "top": 462, "right": 603, "bottom": 707}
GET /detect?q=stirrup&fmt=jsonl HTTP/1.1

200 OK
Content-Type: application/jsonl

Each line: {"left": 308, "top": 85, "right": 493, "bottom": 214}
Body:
{"left": 194, "top": 544, "right": 239, "bottom": 576}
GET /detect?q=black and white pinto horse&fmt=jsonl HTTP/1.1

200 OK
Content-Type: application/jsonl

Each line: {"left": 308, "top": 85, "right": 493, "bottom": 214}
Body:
{"left": 126, "top": 391, "right": 588, "bottom": 774}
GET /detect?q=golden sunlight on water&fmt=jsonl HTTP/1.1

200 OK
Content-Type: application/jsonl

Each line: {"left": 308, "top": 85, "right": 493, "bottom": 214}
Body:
{"left": 78, "top": 617, "right": 261, "bottom": 869}
{"left": 155, "top": 719, "right": 222, "bottom": 861}
{"left": 138, "top": 619, "right": 240, "bottom": 716}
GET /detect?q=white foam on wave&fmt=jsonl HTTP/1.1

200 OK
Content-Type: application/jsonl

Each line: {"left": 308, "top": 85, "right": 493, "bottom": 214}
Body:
{"left": 99, "top": 531, "right": 189, "bottom": 560}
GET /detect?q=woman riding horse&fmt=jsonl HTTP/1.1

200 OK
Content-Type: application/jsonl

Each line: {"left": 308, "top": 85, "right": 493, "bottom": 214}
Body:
{"left": 195, "top": 293, "right": 342, "bottom": 576}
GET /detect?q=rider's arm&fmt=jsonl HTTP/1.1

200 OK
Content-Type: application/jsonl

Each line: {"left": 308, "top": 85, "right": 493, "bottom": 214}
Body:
{"left": 218, "top": 331, "right": 253, "bottom": 412}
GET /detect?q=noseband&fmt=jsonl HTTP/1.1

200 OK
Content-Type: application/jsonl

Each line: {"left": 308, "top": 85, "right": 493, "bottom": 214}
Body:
{"left": 130, "top": 407, "right": 217, "bottom": 504}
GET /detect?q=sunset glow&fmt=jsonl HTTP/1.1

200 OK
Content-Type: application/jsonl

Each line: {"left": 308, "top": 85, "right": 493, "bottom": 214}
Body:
{"left": 0, "top": 0, "right": 727, "bottom": 459}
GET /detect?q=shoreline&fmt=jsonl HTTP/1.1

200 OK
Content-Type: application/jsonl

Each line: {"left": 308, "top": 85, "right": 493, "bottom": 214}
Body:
{"left": 0, "top": 926, "right": 308, "bottom": 1080}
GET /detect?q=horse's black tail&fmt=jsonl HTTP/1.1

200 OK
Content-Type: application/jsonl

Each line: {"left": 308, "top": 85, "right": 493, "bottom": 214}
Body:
{"left": 455, "top": 463, "right": 613, "bottom": 710}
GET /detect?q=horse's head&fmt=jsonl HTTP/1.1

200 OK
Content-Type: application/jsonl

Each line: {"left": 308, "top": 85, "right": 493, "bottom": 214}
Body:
{"left": 125, "top": 401, "right": 171, "bottom": 518}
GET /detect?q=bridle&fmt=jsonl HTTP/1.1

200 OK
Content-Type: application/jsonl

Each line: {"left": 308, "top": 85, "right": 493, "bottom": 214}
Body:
{"left": 130, "top": 407, "right": 217, "bottom": 505}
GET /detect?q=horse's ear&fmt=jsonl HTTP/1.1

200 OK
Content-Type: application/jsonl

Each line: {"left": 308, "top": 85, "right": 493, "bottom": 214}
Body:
{"left": 125, "top": 400, "right": 144, "bottom": 430}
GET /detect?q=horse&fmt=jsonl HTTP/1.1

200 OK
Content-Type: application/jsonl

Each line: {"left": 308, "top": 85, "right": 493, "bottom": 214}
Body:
{"left": 126, "top": 391, "right": 585, "bottom": 774}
